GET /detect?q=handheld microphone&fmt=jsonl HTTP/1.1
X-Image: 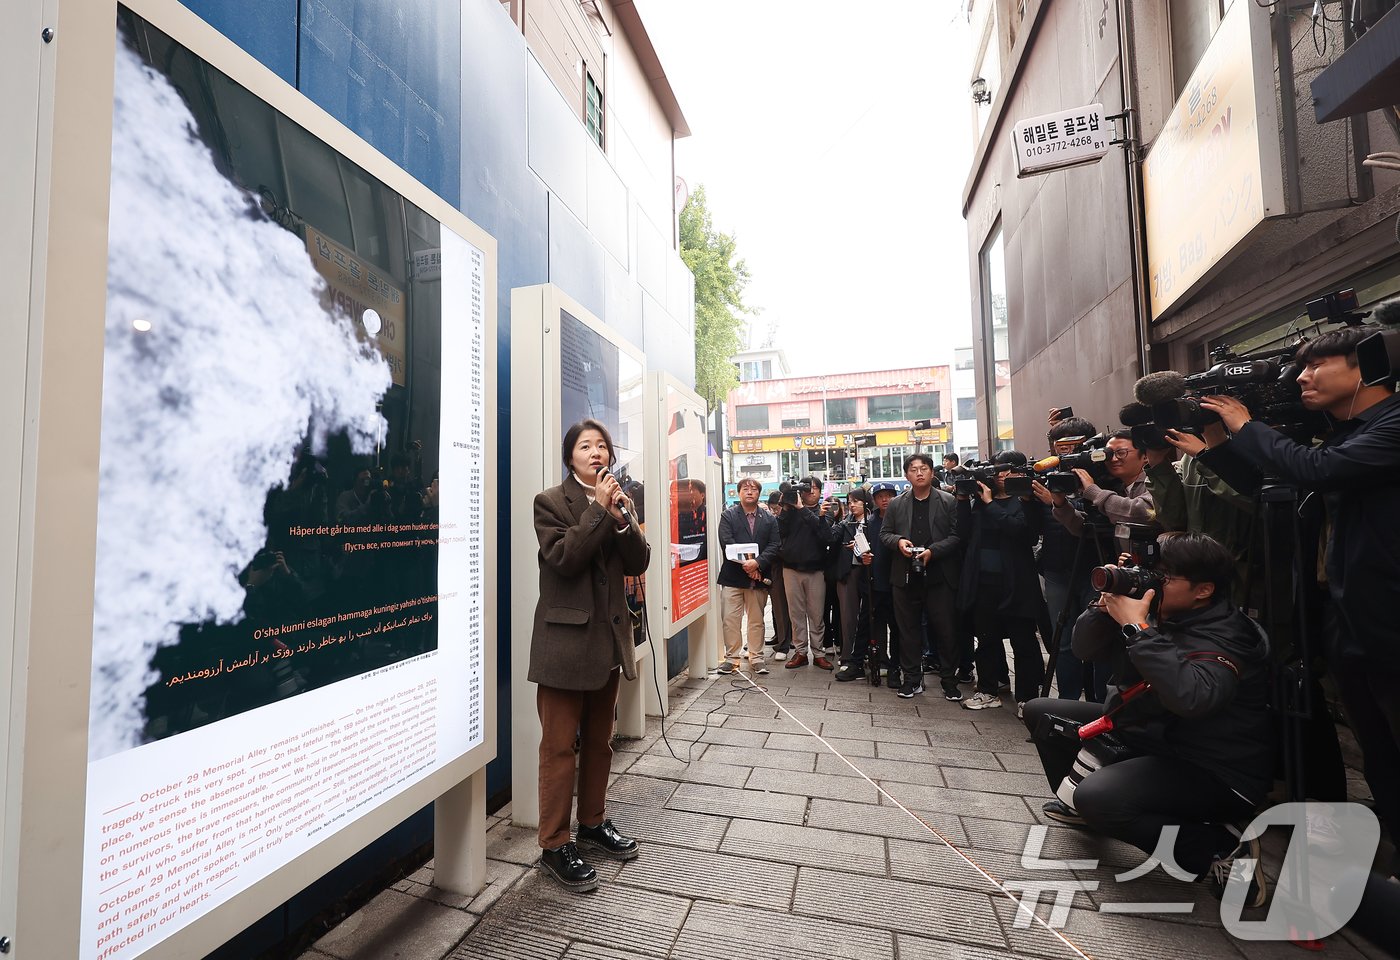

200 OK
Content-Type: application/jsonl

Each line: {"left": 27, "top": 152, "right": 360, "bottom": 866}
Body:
{"left": 1133, "top": 370, "right": 1188, "bottom": 406}
{"left": 597, "top": 466, "right": 634, "bottom": 525}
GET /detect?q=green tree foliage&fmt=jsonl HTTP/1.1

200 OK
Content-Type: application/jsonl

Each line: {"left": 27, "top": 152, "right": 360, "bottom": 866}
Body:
{"left": 679, "top": 185, "right": 751, "bottom": 407}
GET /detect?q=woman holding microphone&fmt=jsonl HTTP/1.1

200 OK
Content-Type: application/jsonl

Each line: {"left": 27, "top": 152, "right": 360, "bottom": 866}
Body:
{"left": 530, "top": 418, "right": 650, "bottom": 892}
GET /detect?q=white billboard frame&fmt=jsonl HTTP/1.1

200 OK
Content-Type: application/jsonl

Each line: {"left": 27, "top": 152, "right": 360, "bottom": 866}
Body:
{"left": 2, "top": 0, "right": 499, "bottom": 956}
{"left": 508, "top": 284, "right": 654, "bottom": 831}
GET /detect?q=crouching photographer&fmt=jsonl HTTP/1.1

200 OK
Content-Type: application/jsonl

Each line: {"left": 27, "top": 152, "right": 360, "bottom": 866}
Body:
{"left": 1021, "top": 533, "right": 1274, "bottom": 903}
{"left": 1199, "top": 319, "right": 1400, "bottom": 855}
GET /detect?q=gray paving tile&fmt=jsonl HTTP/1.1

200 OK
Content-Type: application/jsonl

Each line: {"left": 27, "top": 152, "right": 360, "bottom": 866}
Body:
{"left": 719, "top": 817, "right": 887, "bottom": 876}
{"left": 474, "top": 869, "right": 690, "bottom": 957}
{"left": 832, "top": 722, "right": 929, "bottom": 745}
{"left": 671, "top": 899, "right": 896, "bottom": 960}
{"left": 700, "top": 742, "right": 818, "bottom": 772}
{"left": 794, "top": 866, "right": 1006, "bottom": 948}
{"left": 746, "top": 766, "right": 883, "bottom": 804}
{"left": 958, "top": 816, "right": 1143, "bottom": 869}
{"left": 448, "top": 911, "right": 567, "bottom": 960}
{"left": 397, "top": 858, "right": 529, "bottom": 914}
{"left": 942, "top": 766, "right": 1050, "bottom": 796}
{"left": 485, "top": 822, "right": 545, "bottom": 866}
{"left": 806, "top": 798, "right": 967, "bottom": 846}
{"left": 622, "top": 756, "right": 753, "bottom": 788}
{"left": 663, "top": 721, "right": 770, "bottom": 748}
{"left": 997, "top": 751, "right": 1048, "bottom": 774}
{"left": 990, "top": 891, "right": 1238, "bottom": 959}
{"left": 825, "top": 695, "right": 920, "bottom": 717}
{"left": 605, "top": 800, "right": 730, "bottom": 852}
{"left": 766, "top": 731, "right": 876, "bottom": 757}
{"left": 614, "top": 842, "right": 799, "bottom": 905}
{"left": 888, "top": 835, "right": 1074, "bottom": 896}
{"left": 924, "top": 728, "right": 1040, "bottom": 756}
{"left": 896, "top": 932, "right": 1023, "bottom": 960}
{"left": 1074, "top": 860, "right": 1234, "bottom": 926}
{"left": 312, "top": 888, "right": 480, "bottom": 960}
{"left": 665, "top": 780, "right": 808, "bottom": 824}
{"left": 608, "top": 774, "right": 677, "bottom": 806}
{"left": 876, "top": 740, "right": 1004, "bottom": 770}
{"left": 815, "top": 752, "right": 947, "bottom": 787}
{"left": 721, "top": 714, "right": 807, "bottom": 735}
{"left": 876, "top": 782, "right": 1037, "bottom": 823}
{"left": 563, "top": 944, "right": 668, "bottom": 960}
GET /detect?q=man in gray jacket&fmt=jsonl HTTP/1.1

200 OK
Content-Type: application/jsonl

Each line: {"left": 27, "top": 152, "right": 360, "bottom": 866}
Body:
{"left": 880, "top": 453, "right": 963, "bottom": 700}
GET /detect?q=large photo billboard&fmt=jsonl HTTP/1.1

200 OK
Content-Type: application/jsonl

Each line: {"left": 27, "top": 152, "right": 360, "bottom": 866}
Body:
{"left": 665, "top": 385, "right": 710, "bottom": 627}
{"left": 83, "top": 12, "right": 488, "bottom": 959}
{"left": 558, "top": 309, "right": 647, "bottom": 645}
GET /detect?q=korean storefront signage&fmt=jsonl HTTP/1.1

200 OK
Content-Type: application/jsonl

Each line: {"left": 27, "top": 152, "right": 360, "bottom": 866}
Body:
{"left": 1143, "top": 0, "right": 1283, "bottom": 319}
{"left": 1010, "top": 103, "right": 1110, "bottom": 178}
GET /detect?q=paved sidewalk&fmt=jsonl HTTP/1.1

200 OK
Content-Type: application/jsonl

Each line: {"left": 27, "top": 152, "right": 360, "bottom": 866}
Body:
{"left": 298, "top": 660, "right": 1389, "bottom": 960}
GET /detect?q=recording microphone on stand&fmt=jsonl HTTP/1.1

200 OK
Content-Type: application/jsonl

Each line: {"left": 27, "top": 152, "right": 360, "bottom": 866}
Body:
{"left": 597, "top": 466, "right": 637, "bottom": 528}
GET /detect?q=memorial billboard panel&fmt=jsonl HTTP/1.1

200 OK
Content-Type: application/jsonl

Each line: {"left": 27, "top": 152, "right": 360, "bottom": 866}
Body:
{"left": 82, "top": 13, "right": 488, "bottom": 959}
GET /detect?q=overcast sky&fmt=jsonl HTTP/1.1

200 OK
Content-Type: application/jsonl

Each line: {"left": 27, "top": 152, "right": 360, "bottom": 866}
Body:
{"left": 636, "top": 0, "right": 978, "bottom": 378}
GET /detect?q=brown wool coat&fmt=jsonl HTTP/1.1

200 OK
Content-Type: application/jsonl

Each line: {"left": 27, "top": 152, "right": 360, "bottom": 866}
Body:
{"left": 528, "top": 478, "right": 650, "bottom": 691}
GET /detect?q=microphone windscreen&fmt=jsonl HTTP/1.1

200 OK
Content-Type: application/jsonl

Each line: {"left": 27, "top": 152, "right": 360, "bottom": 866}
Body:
{"left": 1134, "top": 370, "right": 1188, "bottom": 405}
{"left": 1033, "top": 455, "right": 1059, "bottom": 472}
{"left": 1118, "top": 401, "right": 1154, "bottom": 426}
{"left": 1372, "top": 298, "right": 1400, "bottom": 327}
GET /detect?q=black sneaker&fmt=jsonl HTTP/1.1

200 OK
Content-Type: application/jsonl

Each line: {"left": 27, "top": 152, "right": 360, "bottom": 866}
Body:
{"left": 1205, "top": 834, "right": 1268, "bottom": 908}
{"left": 716, "top": 661, "right": 738, "bottom": 675}
{"left": 1042, "top": 799, "right": 1088, "bottom": 827}
{"left": 943, "top": 687, "right": 964, "bottom": 702}
{"left": 576, "top": 819, "right": 639, "bottom": 861}
{"left": 896, "top": 680, "right": 924, "bottom": 699}
{"left": 539, "top": 842, "right": 598, "bottom": 891}
{"left": 956, "top": 669, "right": 975, "bottom": 684}
{"left": 922, "top": 658, "right": 941, "bottom": 675}
{"left": 834, "top": 664, "right": 862, "bottom": 682}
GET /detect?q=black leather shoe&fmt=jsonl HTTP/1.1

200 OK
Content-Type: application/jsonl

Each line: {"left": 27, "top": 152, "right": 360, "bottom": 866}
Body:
{"left": 576, "top": 819, "right": 639, "bottom": 861}
{"left": 539, "top": 842, "right": 598, "bottom": 891}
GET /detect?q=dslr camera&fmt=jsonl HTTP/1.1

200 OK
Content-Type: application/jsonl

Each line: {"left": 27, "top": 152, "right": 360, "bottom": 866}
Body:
{"left": 907, "top": 547, "right": 927, "bottom": 577}
{"left": 1089, "top": 522, "right": 1164, "bottom": 600}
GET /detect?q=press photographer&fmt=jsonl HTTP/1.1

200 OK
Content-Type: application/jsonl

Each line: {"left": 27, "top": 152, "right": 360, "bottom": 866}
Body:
{"left": 1046, "top": 430, "right": 1154, "bottom": 536}
{"left": 1199, "top": 316, "right": 1400, "bottom": 853}
{"left": 955, "top": 451, "right": 1045, "bottom": 713}
{"left": 1029, "top": 414, "right": 1126, "bottom": 702}
{"left": 1021, "top": 533, "right": 1273, "bottom": 905}
{"left": 776, "top": 477, "right": 839, "bottom": 670}
{"left": 879, "top": 453, "right": 963, "bottom": 700}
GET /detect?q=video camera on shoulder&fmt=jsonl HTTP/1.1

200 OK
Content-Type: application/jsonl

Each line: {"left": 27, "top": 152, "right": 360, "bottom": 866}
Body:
{"left": 1032, "top": 433, "right": 1111, "bottom": 494}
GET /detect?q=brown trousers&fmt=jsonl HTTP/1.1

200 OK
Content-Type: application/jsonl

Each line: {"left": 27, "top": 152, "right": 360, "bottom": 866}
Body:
{"left": 536, "top": 669, "right": 621, "bottom": 849}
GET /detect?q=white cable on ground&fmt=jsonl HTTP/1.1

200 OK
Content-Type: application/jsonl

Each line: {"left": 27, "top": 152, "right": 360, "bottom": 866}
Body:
{"left": 731, "top": 671, "right": 1097, "bottom": 960}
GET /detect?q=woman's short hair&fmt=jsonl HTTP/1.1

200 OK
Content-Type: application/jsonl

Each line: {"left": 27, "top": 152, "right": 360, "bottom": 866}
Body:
{"left": 562, "top": 418, "right": 617, "bottom": 475}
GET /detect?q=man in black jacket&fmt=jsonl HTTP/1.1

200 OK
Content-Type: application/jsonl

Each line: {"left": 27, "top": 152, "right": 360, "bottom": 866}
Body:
{"left": 879, "top": 454, "right": 963, "bottom": 700}
{"left": 1200, "top": 323, "right": 1400, "bottom": 852}
{"left": 1022, "top": 534, "right": 1274, "bottom": 905}
{"left": 716, "top": 477, "right": 780, "bottom": 675}
{"left": 777, "top": 477, "right": 838, "bottom": 670}
{"left": 958, "top": 451, "right": 1044, "bottom": 713}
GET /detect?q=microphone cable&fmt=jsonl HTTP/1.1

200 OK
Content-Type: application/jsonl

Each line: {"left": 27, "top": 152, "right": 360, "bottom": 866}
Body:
{"left": 634, "top": 590, "right": 749, "bottom": 764}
